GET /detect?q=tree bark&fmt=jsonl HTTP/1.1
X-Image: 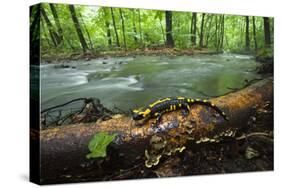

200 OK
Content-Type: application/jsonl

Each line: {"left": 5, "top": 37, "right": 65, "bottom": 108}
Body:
{"left": 41, "top": 7, "right": 60, "bottom": 47}
{"left": 205, "top": 15, "right": 213, "bottom": 47}
{"left": 245, "top": 16, "right": 250, "bottom": 51}
{"left": 39, "top": 77, "right": 273, "bottom": 184}
{"left": 41, "top": 19, "right": 51, "bottom": 47}
{"left": 199, "top": 13, "right": 205, "bottom": 48}
{"left": 138, "top": 10, "right": 143, "bottom": 46}
{"left": 49, "top": 4, "right": 63, "bottom": 44}
{"left": 165, "top": 11, "right": 174, "bottom": 47}
{"left": 102, "top": 8, "right": 112, "bottom": 47}
{"left": 69, "top": 5, "right": 89, "bottom": 53}
{"left": 216, "top": 15, "right": 224, "bottom": 52}
{"left": 190, "top": 13, "right": 197, "bottom": 46}
{"left": 78, "top": 10, "right": 93, "bottom": 49}
{"left": 110, "top": 8, "right": 120, "bottom": 47}
{"left": 132, "top": 10, "right": 138, "bottom": 43}
{"left": 252, "top": 16, "right": 258, "bottom": 51}
{"left": 119, "top": 9, "right": 127, "bottom": 50}
{"left": 263, "top": 17, "right": 271, "bottom": 47}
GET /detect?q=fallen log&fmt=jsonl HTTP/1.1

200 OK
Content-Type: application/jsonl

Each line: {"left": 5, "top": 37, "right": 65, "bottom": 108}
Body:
{"left": 39, "top": 77, "right": 273, "bottom": 184}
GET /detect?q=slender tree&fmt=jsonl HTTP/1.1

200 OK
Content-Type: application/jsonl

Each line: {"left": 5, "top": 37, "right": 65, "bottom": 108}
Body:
{"left": 77, "top": 10, "right": 93, "bottom": 49}
{"left": 49, "top": 4, "right": 63, "bottom": 44}
{"left": 219, "top": 15, "right": 225, "bottom": 50}
{"left": 190, "top": 13, "right": 197, "bottom": 46}
{"left": 205, "top": 15, "right": 213, "bottom": 47}
{"left": 110, "top": 8, "right": 120, "bottom": 47}
{"left": 263, "top": 17, "right": 271, "bottom": 47}
{"left": 103, "top": 8, "right": 112, "bottom": 47}
{"left": 252, "top": 16, "right": 258, "bottom": 51}
{"left": 41, "top": 19, "right": 51, "bottom": 47}
{"left": 132, "top": 10, "right": 138, "bottom": 43}
{"left": 41, "top": 7, "right": 60, "bottom": 47}
{"left": 69, "top": 5, "right": 89, "bottom": 53}
{"left": 165, "top": 11, "right": 174, "bottom": 47}
{"left": 119, "top": 9, "right": 127, "bottom": 49}
{"left": 199, "top": 13, "right": 205, "bottom": 48}
{"left": 245, "top": 16, "right": 250, "bottom": 51}
{"left": 138, "top": 10, "right": 143, "bottom": 46}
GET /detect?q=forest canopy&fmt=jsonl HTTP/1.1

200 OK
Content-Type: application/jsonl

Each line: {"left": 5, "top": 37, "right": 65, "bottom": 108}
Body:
{"left": 30, "top": 3, "right": 274, "bottom": 58}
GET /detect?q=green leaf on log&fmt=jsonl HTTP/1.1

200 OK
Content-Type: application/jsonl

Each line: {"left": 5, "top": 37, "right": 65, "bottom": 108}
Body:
{"left": 86, "top": 132, "right": 117, "bottom": 159}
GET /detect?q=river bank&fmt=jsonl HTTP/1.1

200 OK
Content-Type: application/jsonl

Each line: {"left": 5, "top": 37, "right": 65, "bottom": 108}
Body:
{"left": 41, "top": 47, "right": 224, "bottom": 63}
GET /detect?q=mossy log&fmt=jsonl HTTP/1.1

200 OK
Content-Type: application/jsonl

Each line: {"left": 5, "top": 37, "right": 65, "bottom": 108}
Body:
{"left": 39, "top": 77, "right": 273, "bottom": 184}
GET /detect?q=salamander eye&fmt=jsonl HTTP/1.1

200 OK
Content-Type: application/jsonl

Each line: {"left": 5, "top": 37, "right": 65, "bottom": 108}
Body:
{"left": 132, "top": 113, "right": 144, "bottom": 120}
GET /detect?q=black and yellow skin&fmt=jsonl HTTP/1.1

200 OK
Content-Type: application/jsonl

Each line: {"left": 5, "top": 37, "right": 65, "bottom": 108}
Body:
{"left": 132, "top": 97, "right": 228, "bottom": 124}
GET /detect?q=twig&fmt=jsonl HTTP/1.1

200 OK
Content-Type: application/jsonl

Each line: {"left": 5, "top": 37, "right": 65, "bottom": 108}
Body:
{"left": 236, "top": 132, "right": 273, "bottom": 141}
{"left": 41, "top": 98, "right": 88, "bottom": 113}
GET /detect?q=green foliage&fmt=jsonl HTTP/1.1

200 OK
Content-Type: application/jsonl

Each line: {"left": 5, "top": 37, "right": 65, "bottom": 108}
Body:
{"left": 38, "top": 3, "right": 273, "bottom": 57}
{"left": 256, "top": 48, "right": 273, "bottom": 63}
{"left": 86, "top": 132, "right": 117, "bottom": 159}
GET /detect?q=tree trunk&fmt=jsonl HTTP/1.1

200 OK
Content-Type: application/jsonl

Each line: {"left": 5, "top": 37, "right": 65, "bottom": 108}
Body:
{"left": 252, "top": 16, "right": 258, "bottom": 51}
{"left": 205, "top": 15, "right": 213, "bottom": 47}
{"left": 102, "top": 8, "right": 112, "bottom": 47}
{"left": 119, "top": 9, "right": 127, "bottom": 50}
{"left": 39, "top": 77, "right": 273, "bottom": 184}
{"left": 41, "top": 7, "right": 60, "bottom": 47}
{"left": 263, "top": 17, "right": 271, "bottom": 47}
{"left": 215, "top": 15, "right": 218, "bottom": 50}
{"left": 165, "top": 11, "right": 174, "bottom": 47}
{"left": 199, "top": 13, "right": 205, "bottom": 48}
{"left": 78, "top": 10, "right": 93, "bottom": 49}
{"left": 105, "top": 21, "right": 112, "bottom": 47}
{"left": 110, "top": 8, "right": 120, "bottom": 47}
{"left": 217, "top": 15, "right": 224, "bottom": 51}
{"left": 138, "top": 10, "right": 143, "bottom": 46}
{"left": 132, "top": 10, "right": 138, "bottom": 43}
{"left": 41, "top": 19, "right": 51, "bottom": 47}
{"left": 245, "top": 16, "right": 250, "bottom": 51}
{"left": 69, "top": 5, "right": 89, "bottom": 53}
{"left": 49, "top": 4, "right": 63, "bottom": 44}
{"left": 159, "top": 16, "right": 166, "bottom": 44}
{"left": 191, "top": 13, "right": 197, "bottom": 46}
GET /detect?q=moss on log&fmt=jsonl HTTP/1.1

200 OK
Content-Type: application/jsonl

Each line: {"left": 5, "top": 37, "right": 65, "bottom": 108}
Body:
{"left": 39, "top": 77, "right": 273, "bottom": 184}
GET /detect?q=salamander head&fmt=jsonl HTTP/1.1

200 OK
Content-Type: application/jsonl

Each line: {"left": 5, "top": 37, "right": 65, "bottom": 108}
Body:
{"left": 132, "top": 108, "right": 151, "bottom": 120}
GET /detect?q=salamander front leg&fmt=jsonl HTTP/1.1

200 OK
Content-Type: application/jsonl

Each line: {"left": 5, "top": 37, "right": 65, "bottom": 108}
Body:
{"left": 181, "top": 104, "right": 190, "bottom": 117}
{"left": 181, "top": 109, "right": 189, "bottom": 117}
{"left": 152, "top": 113, "right": 163, "bottom": 126}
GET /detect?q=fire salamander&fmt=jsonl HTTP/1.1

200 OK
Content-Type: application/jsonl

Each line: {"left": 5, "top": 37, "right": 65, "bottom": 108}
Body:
{"left": 132, "top": 97, "right": 228, "bottom": 125}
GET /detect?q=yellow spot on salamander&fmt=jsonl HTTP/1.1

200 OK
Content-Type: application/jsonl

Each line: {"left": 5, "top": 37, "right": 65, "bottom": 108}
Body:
{"left": 139, "top": 108, "right": 151, "bottom": 117}
{"left": 149, "top": 98, "right": 171, "bottom": 107}
{"left": 177, "top": 96, "right": 185, "bottom": 100}
{"left": 190, "top": 99, "right": 194, "bottom": 102}
{"left": 187, "top": 98, "right": 191, "bottom": 102}
{"left": 179, "top": 103, "right": 182, "bottom": 107}
{"left": 203, "top": 100, "right": 207, "bottom": 103}
{"left": 174, "top": 105, "right": 176, "bottom": 110}
{"left": 196, "top": 99, "right": 200, "bottom": 101}
{"left": 170, "top": 105, "right": 173, "bottom": 110}
{"left": 211, "top": 103, "right": 215, "bottom": 106}
{"left": 133, "top": 110, "right": 139, "bottom": 113}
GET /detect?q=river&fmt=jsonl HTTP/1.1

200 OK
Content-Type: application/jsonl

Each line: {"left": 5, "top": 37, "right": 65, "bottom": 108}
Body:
{"left": 39, "top": 53, "right": 261, "bottom": 111}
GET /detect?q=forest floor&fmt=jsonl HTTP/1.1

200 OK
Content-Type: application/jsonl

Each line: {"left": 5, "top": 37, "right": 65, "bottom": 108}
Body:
{"left": 41, "top": 47, "right": 221, "bottom": 63}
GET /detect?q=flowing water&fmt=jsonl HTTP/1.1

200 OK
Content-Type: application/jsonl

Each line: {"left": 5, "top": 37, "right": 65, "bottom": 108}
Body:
{"left": 39, "top": 54, "right": 262, "bottom": 111}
